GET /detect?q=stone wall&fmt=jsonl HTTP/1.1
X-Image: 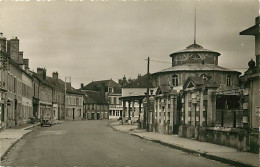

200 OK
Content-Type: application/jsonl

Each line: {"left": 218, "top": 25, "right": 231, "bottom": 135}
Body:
{"left": 178, "top": 125, "right": 259, "bottom": 153}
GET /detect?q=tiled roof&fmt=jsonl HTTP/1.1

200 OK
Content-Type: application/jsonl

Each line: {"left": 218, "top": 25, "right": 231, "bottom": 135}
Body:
{"left": 82, "top": 79, "right": 122, "bottom": 94}
{"left": 153, "top": 64, "right": 241, "bottom": 75}
{"left": 184, "top": 77, "right": 218, "bottom": 89}
{"left": 46, "top": 76, "right": 84, "bottom": 95}
{"left": 83, "top": 90, "right": 108, "bottom": 104}
{"left": 170, "top": 43, "right": 220, "bottom": 57}
{"left": 30, "top": 72, "right": 53, "bottom": 88}
{"left": 123, "top": 74, "right": 156, "bottom": 88}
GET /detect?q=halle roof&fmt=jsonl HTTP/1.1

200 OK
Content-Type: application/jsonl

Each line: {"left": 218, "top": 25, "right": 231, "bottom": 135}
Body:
{"left": 170, "top": 43, "right": 221, "bottom": 57}
{"left": 153, "top": 64, "right": 241, "bottom": 75}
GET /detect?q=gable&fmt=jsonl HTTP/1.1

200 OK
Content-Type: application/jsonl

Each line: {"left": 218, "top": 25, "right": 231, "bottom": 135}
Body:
{"left": 187, "top": 81, "right": 195, "bottom": 88}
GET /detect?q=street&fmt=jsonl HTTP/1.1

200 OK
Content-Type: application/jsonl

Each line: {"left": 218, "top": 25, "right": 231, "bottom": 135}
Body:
{"left": 2, "top": 120, "right": 229, "bottom": 167}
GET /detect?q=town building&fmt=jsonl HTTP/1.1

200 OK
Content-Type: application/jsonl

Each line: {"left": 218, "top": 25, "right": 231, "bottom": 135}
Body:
{"left": 120, "top": 74, "right": 157, "bottom": 125}
{"left": 240, "top": 16, "right": 260, "bottom": 130}
{"left": 0, "top": 35, "right": 33, "bottom": 129}
{"left": 65, "top": 85, "right": 84, "bottom": 120}
{"left": 31, "top": 68, "right": 53, "bottom": 120}
{"left": 150, "top": 38, "right": 242, "bottom": 134}
{"left": 240, "top": 16, "right": 259, "bottom": 153}
{"left": 46, "top": 72, "right": 65, "bottom": 120}
{"left": 83, "top": 90, "right": 109, "bottom": 120}
{"left": 81, "top": 80, "right": 121, "bottom": 120}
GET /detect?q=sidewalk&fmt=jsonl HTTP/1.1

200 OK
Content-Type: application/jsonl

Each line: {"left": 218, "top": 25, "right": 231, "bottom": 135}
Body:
{"left": 112, "top": 123, "right": 259, "bottom": 167}
{"left": 0, "top": 123, "right": 39, "bottom": 161}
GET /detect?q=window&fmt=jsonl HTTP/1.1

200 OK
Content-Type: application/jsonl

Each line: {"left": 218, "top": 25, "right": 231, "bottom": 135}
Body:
{"left": 226, "top": 75, "right": 231, "bottom": 86}
{"left": 114, "top": 97, "right": 117, "bottom": 104}
{"left": 108, "top": 87, "right": 113, "bottom": 93}
{"left": 200, "top": 74, "right": 207, "bottom": 82}
{"left": 76, "top": 98, "right": 79, "bottom": 105}
{"left": 190, "top": 53, "right": 201, "bottom": 59}
{"left": 172, "top": 75, "right": 178, "bottom": 86}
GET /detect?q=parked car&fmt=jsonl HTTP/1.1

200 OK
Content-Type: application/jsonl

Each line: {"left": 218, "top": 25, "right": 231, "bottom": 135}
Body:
{"left": 41, "top": 116, "right": 52, "bottom": 127}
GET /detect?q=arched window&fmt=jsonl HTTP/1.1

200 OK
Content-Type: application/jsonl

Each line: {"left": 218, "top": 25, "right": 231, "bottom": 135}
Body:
{"left": 172, "top": 75, "right": 178, "bottom": 86}
{"left": 200, "top": 74, "right": 207, "bottom": 82}
{"left": 226, "top": 75, "right": 231, "bottom": 86}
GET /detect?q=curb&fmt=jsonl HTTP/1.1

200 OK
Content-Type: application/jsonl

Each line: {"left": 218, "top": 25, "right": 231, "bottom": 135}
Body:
{"left": 0, "top": 125, "right": 37, "bottom": 161}
{"left": 110, "top": 125, "right": 131, "bottom": 135}
{"left": 23, "top": 123, "right": 40, "bottom": 130}
{"left": 130, "top": 133, "right": 256, "bottom": 167}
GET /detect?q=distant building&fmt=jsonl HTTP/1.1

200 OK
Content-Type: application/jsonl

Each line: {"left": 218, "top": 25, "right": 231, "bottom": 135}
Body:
{"left": 31, "top": 68, "right": 53, "bottom": 120}
{"left": 82, "top": 90, "right": 109, "bottom": 120}
{"left": 120, "top": 74, "right": 157, "bottom": 125}
{"left": 46, "top": 72, "right": 65, "bottom": 120}
{"left": 65, "top": 85, "right": 84, "bottom": 120}
{"left": 81, "top": 79, "right": 121, "bottom": 120}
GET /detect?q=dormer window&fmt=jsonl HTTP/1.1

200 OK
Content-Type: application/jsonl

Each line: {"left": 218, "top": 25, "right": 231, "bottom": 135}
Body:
{"left": 172, "top": 75, "right": 178, "bottom": 86}
{"left": 190, "top": 53, "right": 201, "bottom": 59}
{"left": 226, "top": 75, "right": 231, "bottom": 86}
{"left": 108, "top": 87, "right": 113, "bottom": 93}
{"left": 200, "top": 74, "right": 207, "bottom": 82}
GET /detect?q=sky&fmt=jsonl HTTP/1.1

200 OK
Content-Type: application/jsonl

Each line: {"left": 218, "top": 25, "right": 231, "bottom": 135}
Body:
{"left": 0, "top": 0, "right": 258, "bottom": 88}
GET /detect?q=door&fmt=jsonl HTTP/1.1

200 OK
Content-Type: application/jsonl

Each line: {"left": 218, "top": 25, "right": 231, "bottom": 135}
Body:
{"left": 91, "top": 113, "right": 95, "bottom": 120}
{"left": 97, "top": 113, "right": 100, "bottom": 120}
{"left": 73, "top": 108, "right": 75, "bottom": 119}
{"left": 14, "top": 99, "right": 17, "bottom": 126}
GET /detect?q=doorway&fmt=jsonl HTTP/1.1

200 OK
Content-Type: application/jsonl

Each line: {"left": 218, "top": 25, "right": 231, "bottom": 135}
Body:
{"left": 73, "top": 108, "right": 75, "bottom": 119}
{"left": 91, "top": 113, "right": 95, "bottom": 120}
{"left": 97, "top": 113, "right": 100, "bottom": 120}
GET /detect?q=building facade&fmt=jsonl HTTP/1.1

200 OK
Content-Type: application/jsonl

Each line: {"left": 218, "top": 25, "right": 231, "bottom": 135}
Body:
{"left": 240, "top": 16, "right": 260, "bottom": 130}
{"left": 83, "top": 90, "right": 109, "bottom": 120}
{"left": 0, "top": 35, "right": 33, "bottom": 129}
{"left": 65, "top": 90, "right": 84, "bottom": 120}
{"left": 81, "top": 80, "right": 121, "bottom": 120}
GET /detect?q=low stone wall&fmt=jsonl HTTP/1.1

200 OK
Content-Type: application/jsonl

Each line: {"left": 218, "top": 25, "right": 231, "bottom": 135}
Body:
{"left": 178, "top": 125, "right": 259, "bottom": 153}
{"left": 178, "top": 125, "right": 197, "bottom": 139}
{"left": 198, "top": 127, "right": 248, "bottom": 151}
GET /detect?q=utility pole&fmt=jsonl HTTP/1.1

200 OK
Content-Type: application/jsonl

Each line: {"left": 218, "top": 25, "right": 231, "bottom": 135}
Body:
{"left": 64, "top": 76, "right": 71, "bottom": 119}
{"left": 146, "top": 57, "right": 150, "bottom": 131}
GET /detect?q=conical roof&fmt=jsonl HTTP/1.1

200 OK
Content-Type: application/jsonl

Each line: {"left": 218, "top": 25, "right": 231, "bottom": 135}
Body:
{"left": 170, "top": 43, "right": 220, "bottom": 57}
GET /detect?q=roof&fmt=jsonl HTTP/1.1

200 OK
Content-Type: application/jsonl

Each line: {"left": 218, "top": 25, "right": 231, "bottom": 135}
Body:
{"left": 183, "top": 77, "right": 218, "bottom": 90}
{"left": 30, "top": 71, "right": 53, "bottom": 88}
{"left": 83, "top": 90, "right": 108, "bottom": 104}
{"left": 46, "top": 76, "right": 84, "bottom": 95}
{"left": 82, "top": 79, "right": 122, "bottom": 94}
{"left": 156, "top": 86, "right": 177, "bottom": 95}
{"left": 240, "top": 16, "right": 259, "bottom": 36}
{"left": 170, "top": 43, "right": 220, "bottom": 57}
{"left": 123, "top": 74, "right": 156, "bottom": 88}
{"left": 153, "top": 64, "right": 241, "bottom": 75}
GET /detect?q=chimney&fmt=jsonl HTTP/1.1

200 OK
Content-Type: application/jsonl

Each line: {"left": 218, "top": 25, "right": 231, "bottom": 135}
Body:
{"left": 52, "top": 72, "right": 58, "bottom": 80}
{"left": 37, "top": 68, "right": 46, "bottom": 80}
{"left": 0, "top": 33, "right": 7, "bottom": 52}
{"left": 81, "top": 83, "right": 84, "bottom": 89}
{"left": 7, "top": 37, "right": 19, "bottom": 64}
{"left": 23, "top": 59, "right": 29, "bottom": 69}
{"left": 18, "top": 51, "right": 23, "bottom": 65}
{"left": 138, "top": 74, "right": 142, "bottom": 79}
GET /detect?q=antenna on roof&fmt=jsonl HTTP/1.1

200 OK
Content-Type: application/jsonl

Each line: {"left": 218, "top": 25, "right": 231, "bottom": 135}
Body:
{"left": 194, "top": 4, "right": 197, "bottom": 44}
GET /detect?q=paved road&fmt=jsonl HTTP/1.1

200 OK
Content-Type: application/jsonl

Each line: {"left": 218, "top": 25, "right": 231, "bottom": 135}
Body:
{"left": 2, "top": 120, "right": 229, "bottom": 167}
